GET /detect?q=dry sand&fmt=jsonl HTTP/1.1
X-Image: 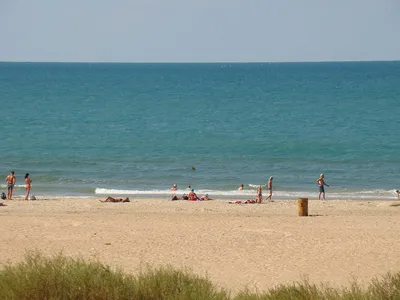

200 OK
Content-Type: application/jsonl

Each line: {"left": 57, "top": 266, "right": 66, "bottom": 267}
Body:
{"left": 1, "top": 197, "right": 400, "bottom": 293}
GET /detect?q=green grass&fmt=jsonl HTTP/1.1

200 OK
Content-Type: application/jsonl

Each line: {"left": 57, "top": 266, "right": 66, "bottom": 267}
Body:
{"left": 1, "top": 252, "right": 400, "bottom": 299}
{"left": 0, "top": 252, "right": 228, "bottom": 300}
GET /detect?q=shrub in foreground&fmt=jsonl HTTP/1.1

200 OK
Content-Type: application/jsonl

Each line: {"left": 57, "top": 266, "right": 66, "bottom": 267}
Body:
{"left": 0, "top": 252, "right": 229, "bottom": 300}
{"left": 1, "top": 252, "right": 400, "bottom": 299}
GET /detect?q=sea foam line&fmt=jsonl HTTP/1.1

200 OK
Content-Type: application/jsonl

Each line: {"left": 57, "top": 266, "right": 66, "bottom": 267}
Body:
{"left": 0, "top": 184, "right": 26, "bottom": 188}
{"left": 95, "top": 188, "right": 399, "bottom": 200}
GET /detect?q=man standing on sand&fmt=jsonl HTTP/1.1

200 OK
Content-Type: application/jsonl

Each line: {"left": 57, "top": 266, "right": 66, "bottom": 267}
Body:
{"left": 316, "top": 173, "right": 329, "bottom": 200}
{"left": 265, "top": 176, "right": 273, "bottom": 201}
{"left": 5, "top": 171, "right": 16, "bottom": 200}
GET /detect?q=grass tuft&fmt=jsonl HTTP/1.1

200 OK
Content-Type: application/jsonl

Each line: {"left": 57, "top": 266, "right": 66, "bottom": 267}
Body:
{"left": 1, "top": 251, "right": 400, "bottom": 299}
{"left": 0, "top": 251, "right": 228, "bottom": 300}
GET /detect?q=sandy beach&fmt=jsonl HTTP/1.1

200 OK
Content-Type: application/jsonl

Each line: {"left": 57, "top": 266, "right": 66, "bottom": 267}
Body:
{"left": 1, "top": 197, "right": 400, "bottom": 293}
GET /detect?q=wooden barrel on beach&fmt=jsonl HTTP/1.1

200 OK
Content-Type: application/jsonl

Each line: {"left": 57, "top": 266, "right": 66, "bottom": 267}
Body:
{"left": 297, "top": 198, "right": 308, "bottom": 216}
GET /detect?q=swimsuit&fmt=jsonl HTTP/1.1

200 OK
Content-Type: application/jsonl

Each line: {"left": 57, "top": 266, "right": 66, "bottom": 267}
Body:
{"left": 319, "top": 185, "right": 325, "bottom": 193}
{"left": 7, "top": 184, "right": 13, "bottom": 190}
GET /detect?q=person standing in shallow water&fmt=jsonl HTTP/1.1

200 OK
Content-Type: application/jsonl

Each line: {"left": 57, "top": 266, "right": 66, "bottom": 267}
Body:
{"left": 316, "top": 173, "right": 329, "bottom": 200}
{"left": 25, "top": 173, "right": 32, "bottom": 200}
{"left": 5, "top": 171, "right": 16, "bottom": 200}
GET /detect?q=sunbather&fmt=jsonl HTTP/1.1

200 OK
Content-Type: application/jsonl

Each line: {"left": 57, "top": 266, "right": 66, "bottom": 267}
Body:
{"left": 228, "top": 199, "right": 257, "bottom": 204}
{"left": 100, "top": 197, "right": 130, "bottom": 203}
{"left": 201, "top": 194, "right": 213, "bottom": 200}
{"left": 188, "top": 189, "right": 200, "bottom": 201}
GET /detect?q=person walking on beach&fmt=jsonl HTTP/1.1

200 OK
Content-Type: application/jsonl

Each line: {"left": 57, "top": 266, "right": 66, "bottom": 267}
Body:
{"left": 265, "top": 177, "right": 273, "bottom": 201}
{"left": 24, "top": 173, "right": 32, "bottom": 200}
{"left": 316, "top": 173, "right": 329, "bottom": 200}
{"left": 5, "top": 171, "right": 16, "bottom": 200}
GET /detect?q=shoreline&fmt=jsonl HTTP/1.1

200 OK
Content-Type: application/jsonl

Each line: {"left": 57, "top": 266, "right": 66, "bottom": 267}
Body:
{"left": 1, "top": 197, "right": 400, "bottom": 293}
{"left": 3, "top": 184, "right": 400, "bottom": 201}
{"left": 2, "top": 194, "right": 400, "bottom": 201}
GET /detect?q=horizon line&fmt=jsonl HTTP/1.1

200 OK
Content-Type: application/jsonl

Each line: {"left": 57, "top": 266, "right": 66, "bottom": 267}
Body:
{"left": 0, "top": 59, "right": 399, "bottom": 64}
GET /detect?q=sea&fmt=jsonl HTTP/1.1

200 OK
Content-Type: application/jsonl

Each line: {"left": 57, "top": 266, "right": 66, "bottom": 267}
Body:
{"left": 1, "top": 61, "right": 399, "bottom": 200}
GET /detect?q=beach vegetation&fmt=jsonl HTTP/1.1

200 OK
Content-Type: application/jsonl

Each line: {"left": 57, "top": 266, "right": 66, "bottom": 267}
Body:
{"left": 0, "top": 251, "right": 229, "bottom": 300}
{"left": 1, "top": 252, "right": 400, "bottom": 300}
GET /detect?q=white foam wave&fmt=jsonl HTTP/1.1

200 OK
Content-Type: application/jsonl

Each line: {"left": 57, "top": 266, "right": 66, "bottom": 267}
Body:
{"left": 95, "top": 188, "right": 256, "bottom": 196}
{"left": 248, "top": 184, "right": 264, "bottom": 188}
{"left": 0, "top": 184, "right": 26, "bottom": 188}
{"left": 95, "top": 188, "right": 398, "bottom": 200}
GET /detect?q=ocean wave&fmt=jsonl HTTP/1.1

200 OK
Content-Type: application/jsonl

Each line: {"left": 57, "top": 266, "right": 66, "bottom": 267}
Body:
{"left": 95, "top": 188, "right": 255, "bottom": 196}
{"left": 0, "top": 184, "right": 26, "bottom": 189}
{"left": 94, "top": 188, "right": 398, "bottom": 200}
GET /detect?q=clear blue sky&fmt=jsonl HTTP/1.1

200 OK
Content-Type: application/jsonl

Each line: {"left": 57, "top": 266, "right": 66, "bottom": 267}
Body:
{"left": 1, "top": 0, "right": 399, "bottom": 62}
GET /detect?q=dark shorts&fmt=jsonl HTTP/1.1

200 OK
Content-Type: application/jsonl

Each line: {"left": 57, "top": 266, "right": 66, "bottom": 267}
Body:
{"left": 319, "top": 186, "right": 325, "bottom": 193}
{"left": 7, "top": 184, "right": 13, "bottom": 190}
{"left": 268, "top": 188, "right": 272, "bottom": 191}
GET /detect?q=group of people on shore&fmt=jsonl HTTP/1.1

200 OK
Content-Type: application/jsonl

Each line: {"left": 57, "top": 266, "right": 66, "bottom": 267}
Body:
{"left": 236, "top": 176, "right": 274, "bottom": 203}
{"left": 3, "top": 171, "right": 32, "bottom": 201}
{"left": 2, "top": 170, "right": 399, "bottom": 203}
{"left": 169, "top": 176, "right": 275, "bottom": 203}
{"left": 169, "top": 174, "right": 330, "bottom": 203}
{"left": 170, "top": 184, "right": 213, "bottom": 201}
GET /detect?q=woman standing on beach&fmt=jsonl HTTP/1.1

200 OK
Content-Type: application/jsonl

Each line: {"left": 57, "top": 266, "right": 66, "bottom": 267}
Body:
{"left": 24, "top": 173, "right": 32, "bottom": 200}
{"left": 256, "top": 185, "right": 262, "bottom": 203}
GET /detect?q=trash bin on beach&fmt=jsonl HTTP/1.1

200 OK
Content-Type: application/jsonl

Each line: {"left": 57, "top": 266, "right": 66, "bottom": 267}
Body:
{"left": 297, "top": 198, "right": 308, "bottom": 216}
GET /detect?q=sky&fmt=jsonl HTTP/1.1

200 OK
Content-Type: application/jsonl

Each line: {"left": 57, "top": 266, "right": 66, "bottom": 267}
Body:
{"left": 1, "top": 0, "right": 399, "bottom": 62}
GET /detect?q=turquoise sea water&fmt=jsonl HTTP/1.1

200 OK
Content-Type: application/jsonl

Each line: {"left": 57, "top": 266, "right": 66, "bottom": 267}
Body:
{"left": 1, "top": 62, "right": 399, "bottom": 200}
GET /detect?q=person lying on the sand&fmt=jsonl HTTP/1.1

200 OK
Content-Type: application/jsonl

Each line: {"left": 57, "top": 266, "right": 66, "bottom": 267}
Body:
{"left": 200, "top": 194, "right": 213, "bottom": 201}
{"left": 171, "top": 193, "right": 189, "bottom": 201}
{"left": 100, "top": 197, "right": 130, "bottom": 203}
{"left": 228, "top": 199, "right": 257, "bottom": 204}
